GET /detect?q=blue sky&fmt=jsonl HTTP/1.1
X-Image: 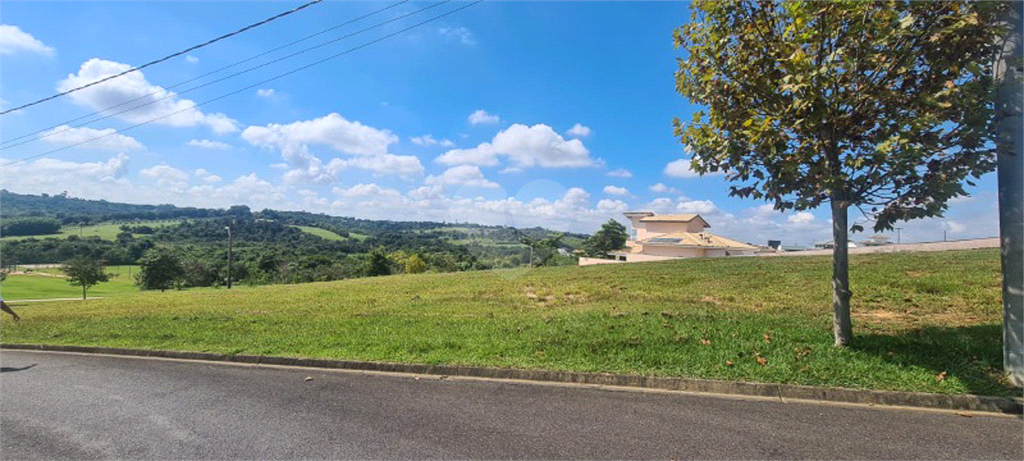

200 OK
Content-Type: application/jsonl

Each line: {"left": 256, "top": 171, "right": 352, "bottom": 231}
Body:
{"left": 0, "top": 1, "right": 998, "bottom": 245}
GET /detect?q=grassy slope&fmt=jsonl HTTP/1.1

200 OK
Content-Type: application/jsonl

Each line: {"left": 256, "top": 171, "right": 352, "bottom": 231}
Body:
{"left": 1, "top": 220, "right": 180, "bottom": 242}
{"left": 1, "top": 249, "right": 1014, "bottom": 396}
{"left": 2, "top": 272, "right": 138, "bottom": 300}
{"left": 291, "top": 225, "right": 346, "bottom": 241}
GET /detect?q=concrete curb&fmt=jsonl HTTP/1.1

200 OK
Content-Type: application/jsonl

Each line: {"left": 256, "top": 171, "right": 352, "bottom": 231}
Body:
{"left": 3, "top": 343, "right": 1021, "bottom": 415}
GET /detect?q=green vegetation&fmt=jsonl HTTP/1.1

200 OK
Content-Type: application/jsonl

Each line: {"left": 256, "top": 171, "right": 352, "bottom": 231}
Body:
{"left": 2, "top": 249, "right": 1014, "bottom": 397}
{"left": 291, "top": 225, "right": 346, "bottom": 241}
{"left": 1, "top": 272, "right": 137, "bottom": 300}
{"left": 1, "top": 220, "right": 180, "bottom": 242}
{"left": 62, "top": 256, "right": 111, "bottom": 300}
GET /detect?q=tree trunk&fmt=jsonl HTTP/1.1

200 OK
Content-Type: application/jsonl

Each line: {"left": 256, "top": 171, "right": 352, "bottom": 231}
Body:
{"left": 82, "top": 283, "right": 87, "bottom": 300}
{"left": 831, "top": 200, "right": 853, "bottom": 347}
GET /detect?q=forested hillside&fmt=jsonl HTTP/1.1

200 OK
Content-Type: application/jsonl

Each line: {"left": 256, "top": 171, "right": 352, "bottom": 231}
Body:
{"left": 0, "top": 191, "right": 586, "bottom": 286}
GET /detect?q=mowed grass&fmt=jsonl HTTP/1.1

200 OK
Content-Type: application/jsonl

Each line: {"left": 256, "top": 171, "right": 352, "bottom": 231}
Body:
{"left": 1, "top": 220, "right": 180, "bottom": 241}
{"left": 2, "top": 271, "right": 138, "bottom": 300}
{"left": 291, "top": 225, "right": 345, "bottom": 241}
{"left": 1, "top": 249, "right": 1016, "bottom": 397}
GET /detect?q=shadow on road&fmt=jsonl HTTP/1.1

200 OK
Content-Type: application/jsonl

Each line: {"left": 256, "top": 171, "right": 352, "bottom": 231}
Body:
{"left": 1, "top": 364, "right": 38, "bottom": 373}
{"left": 853, "top": 324, "right": 1021, "bottom": 397}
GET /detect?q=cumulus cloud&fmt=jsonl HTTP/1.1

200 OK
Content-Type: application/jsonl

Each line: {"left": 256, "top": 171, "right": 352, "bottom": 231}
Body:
{"left": 468, "top": 109, "right": 499, "bottom": 125}
{"left": 664, "top": 158, "right": 703, "bottom": 178}
{"left": 438, "top": 27, "right": 476, "bottom": 45}
{"left": 410, "top": 134, "right": 454, "bottom": 147}
{"left": 425, "top": 165, "right": 499, "bottom": 188}
{"left": 0, "top": 25, "right": 54, "bottom": 56}
{"left": 187, "top": 139, "right": 231, "bottom": 150}
{"left": 788, "top": 211, "right": 816, "bottom": 224}
{"left": 185, "top": 55, "right": 199, "bottom": 63}
{"left": 607, "top": 168, "right": 633, "bottom": 178}
{"left": 40, "top": 125, "right": 143, "bottom": 151}
{"left": 436, "top": 123, "right": 598, "bottom": 169}
{"left": 242, "top": 113, "right": 396, "bottom": 158}
{"left": 566, "top": 123, "right": 592, "bottom": 138}
{"left": 194, "top": 168, "right": 222, "bottom": 184}
{"left": 140, "top": 164, "right": 190, "bottom": 190}
{"left": 597, "top": 199, "right": 629, "bottom": 213}
{"left": 676, "top": 199, "right": 718, "bottom": 215}
{"left": 58, "top": 58, "right": 238, "bottom": 133}
{"left": 603, "top": 185, "right": 629, "bottom": 196}
{"left": 242, "top": 113, "right": 419, "bottom": 182}
{"left": 648, "top": 183, "right": 678, "bottom": 194}
{"left": 256, "top": 88, "right": 275, "bottom": 97}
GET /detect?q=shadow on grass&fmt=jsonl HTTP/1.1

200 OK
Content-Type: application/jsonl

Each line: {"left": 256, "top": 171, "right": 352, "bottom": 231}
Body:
{"left": 853, "top": 324, "right": 1021, "bottom": 398}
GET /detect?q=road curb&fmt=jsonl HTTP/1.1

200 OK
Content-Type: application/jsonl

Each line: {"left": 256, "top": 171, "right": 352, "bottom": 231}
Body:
{"left": 3, "top": 343, "right": 1021, "bottom": 414}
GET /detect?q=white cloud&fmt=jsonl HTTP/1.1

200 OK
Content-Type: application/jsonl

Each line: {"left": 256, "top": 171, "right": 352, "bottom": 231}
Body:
{"left": 607, "top": 168, "right": 633, "bottom": 178}
{"left": 597, "top": 199, "right": 629, "bottom": 213}
{"left": 40, "top": 125, "right": 143, "bottom": 151}
{"left": 436, "top": 123, "right": 598, "bottom": 169}
{"left": 187, "top": 139, "right": 231, "bottom": 150}
{"left": 0, "top": 25, "right": 54, "bottom": 56}
{"left": 185, "top": 55, "right": 199, "bottom": 63}
{"left": 140, "top": 164, "right": 190, "bottom": 190}
{"left": 664, "top": 158, "right": 702, "bottom": 178}
{"left": 242, "top": 113, "right": 397, "bottom": 158}
{"left": 58, "top": 59, "right": 239, "bottom": 133}
{"left": 256, "top": 88, "right": 275, "bottom": 98}
{"left": 194, "top": 168, "right": 222, "bottom": 184}
{"left": 0, "top": 154, "right": 129, "bottom": 191}
{"left": 410, "top": 134, "right": 454, "bottom": 147}
{"left": 603, "top": 185, "right": 629, "bottom": 196}
{"left": 788, "top": 211, "right": 816, "bottom": 224}
{"left": 425, "top": 165, "right": 499, "bottom": 188}
{"left": 566, "top": 123, "right": 592, "bottom": 138}
{"left": 438, "top": 27, "right": 476, "bottom": 45}
{"left": 676, "top": 199, "right": 718, "bottom": 215}
{"left": 468, "top": 109, "right": 499, "bottom": 125}
{"left": 648, "top": 183, "right": 678, "bottom": 193}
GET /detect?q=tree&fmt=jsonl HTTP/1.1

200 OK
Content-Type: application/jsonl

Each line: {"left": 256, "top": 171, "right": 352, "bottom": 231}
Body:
{"left": 404, "top": 254, "right": 427, "bottom": 274}
{"left": 366, "top": 248, "right": 391, "bottom": 277}
{"left": 62, "top": 256, "right": 110, "bottom": 300}
{"left": 583, "top": 220, "right": 629, "bottom": 257}
{"left": 136, "top": 247, "right": 184, "bottom": 292}
{"left": 674, "top": 1, "right": 1007, "bottom": 346}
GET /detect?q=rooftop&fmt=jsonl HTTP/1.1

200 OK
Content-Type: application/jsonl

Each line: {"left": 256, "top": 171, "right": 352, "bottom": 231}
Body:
{"left": 641, "top": 231, "right": 756, "bottom": 250}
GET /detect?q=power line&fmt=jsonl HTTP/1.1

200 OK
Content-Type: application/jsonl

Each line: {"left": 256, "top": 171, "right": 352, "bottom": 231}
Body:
{"left": 0, "top": 1, "right": 484, "bottom": 168}
{"left": 0, "top": 0, "right": 323, "bottom": 115}
{"left": 1, "top": 0, "right": 442, "bottom": 150}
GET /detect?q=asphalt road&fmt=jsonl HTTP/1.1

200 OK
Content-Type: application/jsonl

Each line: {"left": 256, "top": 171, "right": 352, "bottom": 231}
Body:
{"left": 1, "top": 350, "right": 1021, "bottom": 460}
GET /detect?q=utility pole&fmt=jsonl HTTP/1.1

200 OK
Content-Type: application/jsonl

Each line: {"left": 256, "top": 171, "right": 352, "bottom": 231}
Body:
{"left": 225, "top": 225, "right": 233, "bottom": 289}
{"left": 995, "top": 0, "right": 1023, "bottom": 386}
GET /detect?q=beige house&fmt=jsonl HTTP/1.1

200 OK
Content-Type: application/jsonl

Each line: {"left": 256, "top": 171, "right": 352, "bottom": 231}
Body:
{"left": 579, "top": 211, "right": 756, "bottom": 265}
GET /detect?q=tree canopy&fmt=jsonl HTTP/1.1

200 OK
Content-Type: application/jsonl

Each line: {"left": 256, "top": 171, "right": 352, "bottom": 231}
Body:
{"left": 62, "top": 256, "right": 110, "bottom": 300}
{"left": 674, "top": 0, "right": 1006, "bottom": 345}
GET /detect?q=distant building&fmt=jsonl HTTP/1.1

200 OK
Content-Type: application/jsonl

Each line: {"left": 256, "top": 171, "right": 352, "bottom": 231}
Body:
{"left": 580, "top": 212, "right": 756, "bottom": 265}
{"left": 814, "top": 240, "right": 859, "bottom": 249}
{"left": 861, "top": 235, "right": 893, "bottom": 246}
{"left": 767, "top": 240, "right": 782, "bottom": 249}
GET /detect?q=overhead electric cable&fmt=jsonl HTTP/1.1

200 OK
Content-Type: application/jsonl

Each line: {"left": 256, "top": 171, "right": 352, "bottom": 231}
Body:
{"left": 0, "top": 0, "right": 323, "bottom": 115}
{"left": 0, "top": 1, "right": 484, "bottom": 168}
{"left": 1, "top": 0, "right": 410, "bottom": 148}
{"left": 2, "top": 0, "right": 443, "bottom": 150}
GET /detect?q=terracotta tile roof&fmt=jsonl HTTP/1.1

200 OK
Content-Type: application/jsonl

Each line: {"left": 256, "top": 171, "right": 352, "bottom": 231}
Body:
{"left": 641, "top": 232, "right": 756, "bottom": 250}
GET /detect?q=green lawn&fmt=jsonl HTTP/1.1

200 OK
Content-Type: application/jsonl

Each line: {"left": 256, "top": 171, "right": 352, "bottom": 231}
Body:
{"left": 2, "top": 271, "right": 138, "bottom": 300}
{"left": 1, "top": 249, "right": 1016, "bottom": 397}
{"left": 1, "top": 220, "right": 180, "bottom": 241}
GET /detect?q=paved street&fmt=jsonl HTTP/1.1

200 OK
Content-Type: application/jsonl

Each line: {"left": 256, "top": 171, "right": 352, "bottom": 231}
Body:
{"left": 2, "top": 350, "right": 1021, "bottom": 460}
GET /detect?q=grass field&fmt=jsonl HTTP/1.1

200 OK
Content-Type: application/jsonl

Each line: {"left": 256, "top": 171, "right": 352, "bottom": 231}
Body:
{"left": 1, "top": 249, "right": 1015, "bottom": 397}
{"left": 1, "top": 220, "right": 180, "bottom": 241}
{"left": 291, "top": 225, "right": 367, "bottom": 242}
{"left": 2, "top": 270, "right": 138, "bottom": 300}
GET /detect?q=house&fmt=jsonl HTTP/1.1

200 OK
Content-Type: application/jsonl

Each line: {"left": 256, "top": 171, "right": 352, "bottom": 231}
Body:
{"left": 579, "top": 212, "right": 756, "bottom": 265}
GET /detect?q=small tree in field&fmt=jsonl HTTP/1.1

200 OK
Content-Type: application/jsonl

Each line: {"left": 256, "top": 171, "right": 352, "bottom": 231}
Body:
{"left": 63, "top": 256, "right": 110, "bottom": 300}
{"left": 674, "top": 1, "right": 1007, "bottom": 346}
{"left": 136, "top": 247, "right": 184, "bottom": 292}
{"left": 584, "top": 219, "right": 629, "bottom": 258}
